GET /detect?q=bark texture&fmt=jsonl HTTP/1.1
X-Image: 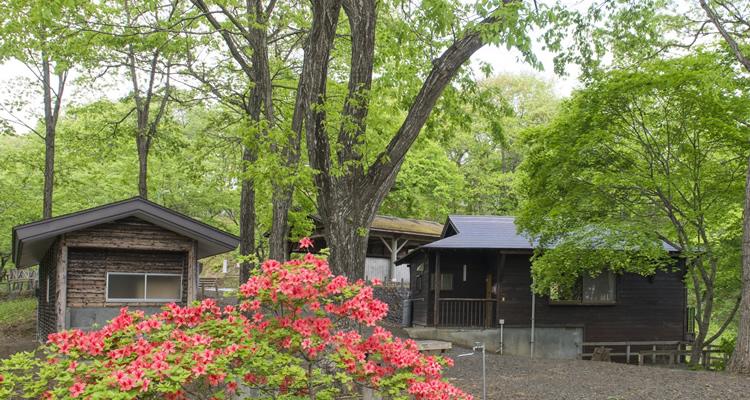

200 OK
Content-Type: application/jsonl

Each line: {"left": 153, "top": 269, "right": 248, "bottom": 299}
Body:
{"left": 41, "top": 52, "right": 66, "bottom": 220}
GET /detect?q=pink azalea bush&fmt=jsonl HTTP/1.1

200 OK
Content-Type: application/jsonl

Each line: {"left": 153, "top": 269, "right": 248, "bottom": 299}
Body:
{"left": 0, "top": 239, "right": 471, "bottom": 400}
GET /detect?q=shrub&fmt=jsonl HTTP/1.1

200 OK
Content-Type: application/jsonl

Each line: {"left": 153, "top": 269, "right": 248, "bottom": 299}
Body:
{"left": 0, "top": 239, "right": 470, "bottom": 400}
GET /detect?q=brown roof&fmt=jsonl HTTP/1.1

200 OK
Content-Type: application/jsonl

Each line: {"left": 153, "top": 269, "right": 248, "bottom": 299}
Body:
{"left": 13, "top": 197, "right": 239, "bottom": 267}
{"left": 369, "top": 215, "right": 443, "bottom": 238}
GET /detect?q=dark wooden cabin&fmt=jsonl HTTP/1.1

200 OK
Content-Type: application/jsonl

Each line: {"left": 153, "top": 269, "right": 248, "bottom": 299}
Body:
{"left": 12, "top": 197, "right": 239, "bottom": 341}
{"left": 398, "top": 216, "right": 689, "bottom": 358}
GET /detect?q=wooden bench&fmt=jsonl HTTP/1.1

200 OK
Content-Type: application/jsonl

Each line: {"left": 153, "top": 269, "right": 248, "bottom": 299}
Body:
{"left": 416, "top": 340, "right": 452, "bottom": 355}
{"left": 199, "top": 277, "right": 220, "bottom": 298}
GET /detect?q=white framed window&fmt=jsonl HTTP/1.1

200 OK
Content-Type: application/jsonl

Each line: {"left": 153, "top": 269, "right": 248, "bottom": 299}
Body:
{"left": 106, "top": 272, "right": 182, "bottom": 302}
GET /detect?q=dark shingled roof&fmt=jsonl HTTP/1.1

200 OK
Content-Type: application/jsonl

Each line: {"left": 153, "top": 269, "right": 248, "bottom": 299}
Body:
{"left": 396, "top": 215, "right": 678, "bottom": 264}
{"left": 12, "top": 197, "right": 239, "bottom": 267}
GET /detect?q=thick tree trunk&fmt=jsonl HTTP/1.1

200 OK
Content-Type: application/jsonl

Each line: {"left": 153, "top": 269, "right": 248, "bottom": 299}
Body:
{"left": 728, "top": 155, "right": 750, "bottom": 373}
{"left": 324, "top": 212, "right": 371, "bottom": 280}
{"left": 269, "top": 187, "right": 292, "bottom": 261}
{"left": 239, "top": 146, "right": 256, "bottom": 285}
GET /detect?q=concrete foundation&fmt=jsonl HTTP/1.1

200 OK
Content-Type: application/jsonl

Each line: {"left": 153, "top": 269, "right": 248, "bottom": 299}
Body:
{"left": 406, "top": 326, "right": 583, "bottom": 359}
{"left": 67, "top": 307, "right": 165, "bottom": 330}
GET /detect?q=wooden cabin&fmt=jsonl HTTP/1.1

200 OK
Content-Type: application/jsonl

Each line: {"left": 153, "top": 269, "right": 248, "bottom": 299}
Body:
{"left": 306, "top": 215, "right": 443, "bottom": 283}
{"left": 398, "top": 216, "right": 689, "bottom": 359}
{"left": 12, "top": 197, "right": 239, "bottom": 341}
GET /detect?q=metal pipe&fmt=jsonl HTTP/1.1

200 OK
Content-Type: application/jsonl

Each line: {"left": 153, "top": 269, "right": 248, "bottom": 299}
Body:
{"left": 499, "top": 319, "right": 505, "bottom": 355}
{"left": 458, "top": 342, "right": 486, "bottom": 400}
{"left": 530, "top": 293, "right": 536, "bottom": 359}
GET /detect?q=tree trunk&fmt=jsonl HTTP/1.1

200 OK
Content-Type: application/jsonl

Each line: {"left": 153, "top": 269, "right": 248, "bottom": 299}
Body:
{"left": 239, "top": 146, "right": 256, "bottom": 285}
{"left": 324, "top": 212, "right": 371, "bottom": 280}
{"left": 137, "top": 135, "right": 149, "bottom": 198}
{"left": 699, "top": 0, "right": 750, "bottom": 373}
{"left": 728, "top": 155, "right": 750, "bottom": 373}
{"left": 41, "top": 55, "right": 55, "bottom": 220}
{"left": 269, "top": 187, "right": 292, "bottom": 261}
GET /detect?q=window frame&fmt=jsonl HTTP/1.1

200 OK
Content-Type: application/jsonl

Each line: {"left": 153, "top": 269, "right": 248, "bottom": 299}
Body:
{"left": 105, "top": 272, "right": 183, "bottom": 303}
{"left": 549, "top": 271, "right": 617, "bottom": 306}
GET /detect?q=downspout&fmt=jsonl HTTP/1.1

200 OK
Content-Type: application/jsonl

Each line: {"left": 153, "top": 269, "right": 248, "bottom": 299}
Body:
{"left": 530, "top": 292, "right": 536, "bottom": 358}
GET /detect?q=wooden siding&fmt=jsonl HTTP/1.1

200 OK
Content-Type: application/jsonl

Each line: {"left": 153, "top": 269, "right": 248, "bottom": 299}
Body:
{"left": 64, "top": 217, "right": 194, "bottom": 252}
{"left": 497, "top": 254, "right": 686, "bottom": 342}
{"left": 67, "top": 247, "right": 188, "bottom": 307}
{"left": 410, "top": 249, "right": 687, "bottom": 343}
{"left": 37, "top": 240, "right": 60, "bottom": 341}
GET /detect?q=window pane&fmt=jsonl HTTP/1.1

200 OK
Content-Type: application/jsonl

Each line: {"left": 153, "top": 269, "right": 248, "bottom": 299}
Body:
{"left": 441, "top": 273, "right": 453, "bottom": 291}
{"left": 583, "top": 272, "right": 615, "bottom": 303}
{"left": 146, "top": 275, "right": 181, "bottom": 300}
{"left": 108, "top": 274, "right": 145, "bottom": 300}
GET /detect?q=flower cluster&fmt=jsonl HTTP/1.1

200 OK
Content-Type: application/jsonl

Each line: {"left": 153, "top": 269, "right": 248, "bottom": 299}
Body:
{"left": 0, "top": 238, "right": 471, "bottom": 400}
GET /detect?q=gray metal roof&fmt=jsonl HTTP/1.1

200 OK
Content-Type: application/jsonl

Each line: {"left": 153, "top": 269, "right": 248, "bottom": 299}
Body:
{"left": 12, "top": 197, "right": 239, "bottom": 267}
{"left": 425, "top": 216, "right": 536, "bottom": 249}
{"left": 396, "top": 215, "right": 679, "bottom": 264}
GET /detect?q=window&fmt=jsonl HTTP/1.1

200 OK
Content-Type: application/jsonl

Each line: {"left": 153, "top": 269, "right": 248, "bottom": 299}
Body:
{"left": 550, "top": 271, "right": 616, "bottom": 305}
{"left": 431, "top": 273, "right": 453, "bottom": 291}
{"left": 441, "top": 273, "right": 453, "bottom": 290}
{"left": 106, "top": 273, "right": 182, "bottom": 302}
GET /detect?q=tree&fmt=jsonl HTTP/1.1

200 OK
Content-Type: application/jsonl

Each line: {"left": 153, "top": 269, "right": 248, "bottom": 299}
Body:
{"left": 185, "top": 0, "right": 307, "bottom": 282}
{"left": 698, "top": 0, "right": 750, "bottom": 374}
{"left": 0, "top": 0, "right": 93, "bottom": 218}
{"left": 297, "top": 0, "right": 543, "bottom": 278}
{"left": 89, "top": 0, "right": 184, "bottom": 199}
{"left": 516, "top": 52, "right": 750, "bottom": 365}
{"left": 0, "top": 241, "right": 470, "bottom": 400}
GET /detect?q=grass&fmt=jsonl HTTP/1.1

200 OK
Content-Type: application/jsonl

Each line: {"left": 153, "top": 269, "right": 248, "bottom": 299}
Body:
{"left": 0, "top": 297, "right": 36, "bottom": 329}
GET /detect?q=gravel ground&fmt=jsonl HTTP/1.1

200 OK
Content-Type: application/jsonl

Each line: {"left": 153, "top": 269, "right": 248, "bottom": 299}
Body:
{"left": 441, "top": 346, "right": 750, "bottom": 400}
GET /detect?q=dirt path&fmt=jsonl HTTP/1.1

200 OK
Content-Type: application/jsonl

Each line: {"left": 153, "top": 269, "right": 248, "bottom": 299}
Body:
{"left": 442, "top": 347, "right": 750, "bottom": 400}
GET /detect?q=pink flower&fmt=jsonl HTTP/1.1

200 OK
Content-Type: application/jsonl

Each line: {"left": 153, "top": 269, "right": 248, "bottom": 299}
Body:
{"left": 299, "top": 237, "right": 314, "bottom": 250}
{"left": 69, "top": 382, "right": 85, "bottom": 398}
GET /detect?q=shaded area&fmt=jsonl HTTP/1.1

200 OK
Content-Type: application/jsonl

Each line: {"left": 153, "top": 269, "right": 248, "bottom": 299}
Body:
{"left": 0, "top": 297, "right": 38, "bottom": 359}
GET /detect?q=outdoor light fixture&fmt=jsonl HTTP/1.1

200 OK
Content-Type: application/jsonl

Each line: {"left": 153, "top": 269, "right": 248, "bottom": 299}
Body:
{"left": 458, "top": 342, "right": 486, "bottom": 400}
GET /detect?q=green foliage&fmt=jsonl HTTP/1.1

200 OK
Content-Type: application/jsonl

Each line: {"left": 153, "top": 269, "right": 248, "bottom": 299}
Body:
{"left": 517, "top": 51, "right": 750, "bottom": 295}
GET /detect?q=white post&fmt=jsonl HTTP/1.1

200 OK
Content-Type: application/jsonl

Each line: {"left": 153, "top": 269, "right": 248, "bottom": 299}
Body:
{"left": 530, "top": 293, "right": 536, "bottom": 359}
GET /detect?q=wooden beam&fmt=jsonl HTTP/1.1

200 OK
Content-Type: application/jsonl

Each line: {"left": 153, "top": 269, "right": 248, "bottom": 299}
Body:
{"left": 55, "top": 237, "right": 68, "bottom": 332}
{"left": 496, "top": 252, "right": 505, "bottom": 326}
{"left": 434, "top": 251, "right": 441, "bottom": 327}
{"left": 187, "top": 240, "right": 197, "bottom": 303}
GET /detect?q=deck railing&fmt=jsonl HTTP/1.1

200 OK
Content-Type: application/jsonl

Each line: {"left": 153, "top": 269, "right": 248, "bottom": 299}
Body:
{"left": 437, "top": 298, "right": 495, "bottom": 328}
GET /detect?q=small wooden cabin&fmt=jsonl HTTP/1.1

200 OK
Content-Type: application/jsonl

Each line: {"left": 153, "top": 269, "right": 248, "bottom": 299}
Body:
{"left": 398, "top": 216, "right": 688, "bottom": 359}
{"left": 12, "top": 197, "right": 239, "bottom": 341}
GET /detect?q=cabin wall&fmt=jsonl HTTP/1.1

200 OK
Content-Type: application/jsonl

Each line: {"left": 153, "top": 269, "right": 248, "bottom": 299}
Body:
{"left": 498, "top": 254, "right": 687, "bottom": 342}
{"left": 66, "top": 248, "right": 188, "bottom": 308}
{"left": 37, "top": 240, "right": 60, "bottom": 341}
{"left": 60, "top": 217, "right": 195, "bottom": 330}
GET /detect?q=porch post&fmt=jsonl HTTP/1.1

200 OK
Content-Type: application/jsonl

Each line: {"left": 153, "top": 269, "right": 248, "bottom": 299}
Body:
{"left": 434, "top": 251, "right": 441, "bottom": 327}
{"left": 496, "top": 252, "right": 505, "bottom": 327}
